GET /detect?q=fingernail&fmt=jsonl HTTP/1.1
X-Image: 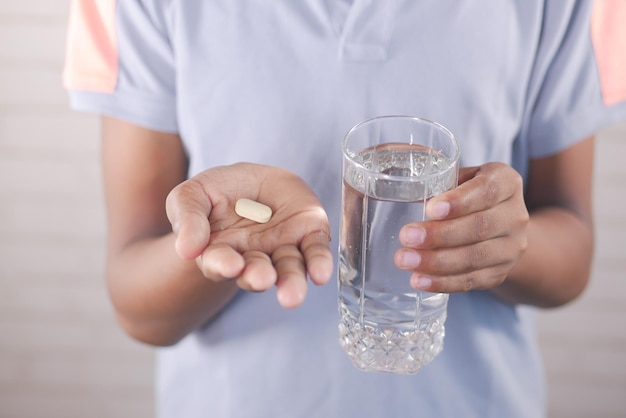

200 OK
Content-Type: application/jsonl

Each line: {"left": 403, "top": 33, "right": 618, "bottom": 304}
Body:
{"left": 404, "top": 227, "right": 425, "bottom": 246}
{"left": 430, "top": 201, "right": 450, "bottom": 219}
{"left": 411, "top": 274, "right": 432, "bottom": 290}
{"left": 399, "top": 251, "right": 421, "bottom": 268}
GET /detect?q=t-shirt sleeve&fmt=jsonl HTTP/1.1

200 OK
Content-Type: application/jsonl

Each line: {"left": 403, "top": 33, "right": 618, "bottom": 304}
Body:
{"left": 63, "top": 0, "right": 178, "bottom": 133}
{"left": 525, "top": 0, "right": 626, "bottom": 159}
{"left": 591, "top": 0, "right": 626, "bottom": 106}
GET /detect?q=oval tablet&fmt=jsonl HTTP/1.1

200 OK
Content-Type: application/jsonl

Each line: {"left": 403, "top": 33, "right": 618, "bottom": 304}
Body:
{"left": 235, "top": 198, "right": 272, "bottom": 224}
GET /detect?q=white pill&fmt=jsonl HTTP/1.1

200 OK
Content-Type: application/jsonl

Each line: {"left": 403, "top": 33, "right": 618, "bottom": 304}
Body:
{"left": 235, "top": 198, "right": 272, "bottom": 224}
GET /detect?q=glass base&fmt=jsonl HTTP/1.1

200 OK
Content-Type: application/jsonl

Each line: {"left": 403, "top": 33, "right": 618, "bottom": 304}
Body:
{"left": 338, "top": 315, "right": 445, "bottom": 374}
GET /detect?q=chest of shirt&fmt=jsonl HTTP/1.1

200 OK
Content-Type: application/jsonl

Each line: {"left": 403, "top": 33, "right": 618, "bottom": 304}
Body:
{"left": 166, "top": 1, "right": 542, "bottom": 172}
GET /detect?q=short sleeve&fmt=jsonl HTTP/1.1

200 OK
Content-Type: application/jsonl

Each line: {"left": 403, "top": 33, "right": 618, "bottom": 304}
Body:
{"left": 63, "top": 0, "right": 178, "bottom": 133}
{"left": 591, "top": 0, "right": 626, "bottom": 106}
{"left": 524, "top": 0, "right": 626, "bottom": 159}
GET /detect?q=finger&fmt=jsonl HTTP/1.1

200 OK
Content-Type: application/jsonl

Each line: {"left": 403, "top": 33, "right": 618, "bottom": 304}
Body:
{"left": 400, "top": 200, "right": 525, "bottom": 249}
{"left": 197, "top": 244, "right": 245, "bottom": 280}
{"left": 426, "top": 162, "right": 523, "bottom": 220}
{"left": 166, "top": 179, "right": 213, "bottom": 260}
{"left": 236, "top": 251, "right": 277, "bottom": 292}
{"left": 395, "top": 236, "right": 520, "bottom": 277}
{"left": 301, "top": 230, "right": 333, "bottom": 286}
{"left": 272, "top": 245, "right": 307, "bottom": 309}
{"left": 409, "top": 265, "right": 509, "bottom": 293}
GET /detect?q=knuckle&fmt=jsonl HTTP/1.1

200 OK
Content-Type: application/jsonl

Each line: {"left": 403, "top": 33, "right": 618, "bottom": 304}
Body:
{"left": 272, "top": 245, "right": 303, "bottom": 263}
{"left": 482, "top": 175, "right": 499, "bottom": 206}
{"left": 517, "top": 207, "right": 530, "bottom": 226}
{"left": 519, "top": 233, "right": 529, "bottom": 253}
{"left": 473, "top": 212, "right": 492, "bottom": 241}
{"left": 419, "top": 250, "right": 442, "bottom": 273}
{"left": 197, "top": 260, "right": 220, "bottom": 281}
{"left": 468, "top": 243, "right": 490, "bottom": 270}
{"left": 429, "top": 222, "right": 451, "bottom": 247}
{"left": 247, "top": 281, "right": 268, "bottom": 292}
{"left": 510, "top": 218, "right": 529, "bottom": 257}
{"left": 235, "top": 277, "right": 259, "bottom": 292}
{"left": 245, "top": 250, "right": 271, "bottom": 265}
{"left": 460, "top": 273, "right": 475, "bottom": 292}
{"left": 484, "top": 267, "right": 508, "bottom": 289}
{"left": 509, "top": 167, "right": 524, "bottom": 189}
{"left": 482, "top": 162, "right": 524, "bottom": 201}
{"left": 439, "top": 273, "right": 475, "bottom": 293}
{"left": 303, "top": 244, "right": 332, "bottom": 266}
{"left": 301, "top": 230, "right": 332, "bottom": 254}
{"left": 172, "top": 178, "right": 196, "bottom": 200}
{"left": 510, "top": 223, "right": 529, "bottom": 256}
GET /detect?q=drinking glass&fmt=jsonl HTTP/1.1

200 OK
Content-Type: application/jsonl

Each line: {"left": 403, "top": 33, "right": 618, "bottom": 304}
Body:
{"left": 338, "top": 115, "right": 460, "bottom": 374}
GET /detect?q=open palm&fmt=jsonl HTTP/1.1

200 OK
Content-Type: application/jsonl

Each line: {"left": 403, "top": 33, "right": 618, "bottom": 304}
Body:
{"left": 166, "top": 163, "right": 333, "bottom": 308}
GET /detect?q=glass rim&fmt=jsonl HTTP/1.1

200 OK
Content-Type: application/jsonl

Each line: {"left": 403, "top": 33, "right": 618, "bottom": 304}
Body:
{"left": 342, "top": 115, "right": 461, "bottom": 182}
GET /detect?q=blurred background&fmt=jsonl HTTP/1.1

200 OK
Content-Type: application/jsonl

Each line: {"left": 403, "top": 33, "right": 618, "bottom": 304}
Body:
{"left": 0, "top": 1, "right": 624, "bottom": 417}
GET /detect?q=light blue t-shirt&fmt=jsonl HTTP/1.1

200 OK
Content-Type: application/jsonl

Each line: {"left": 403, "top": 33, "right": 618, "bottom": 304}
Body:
{"left": 67, "top": 1, "right": 626, "bottom": 417}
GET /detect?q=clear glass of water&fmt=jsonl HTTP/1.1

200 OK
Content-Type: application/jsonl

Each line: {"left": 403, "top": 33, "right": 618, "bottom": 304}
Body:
{"left": 338, "top": 115, "right": 460, "bottom": 374}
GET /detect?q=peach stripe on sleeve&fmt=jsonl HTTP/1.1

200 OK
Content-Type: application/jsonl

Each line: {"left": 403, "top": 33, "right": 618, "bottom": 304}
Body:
{"left": 591, "top": 0, "right": 626, "bottom": 106}
{"left": 63, "top": 0, "right": 118, "bottom": 93}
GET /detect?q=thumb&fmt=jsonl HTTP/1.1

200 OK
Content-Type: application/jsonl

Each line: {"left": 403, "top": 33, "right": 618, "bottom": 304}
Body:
{"left": 166, "top": 180, "right": 213, "bottom": 260}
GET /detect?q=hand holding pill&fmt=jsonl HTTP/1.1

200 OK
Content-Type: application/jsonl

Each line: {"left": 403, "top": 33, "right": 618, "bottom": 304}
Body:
{"left": 166, "top": 163, "right": 333, "bottom": 308}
